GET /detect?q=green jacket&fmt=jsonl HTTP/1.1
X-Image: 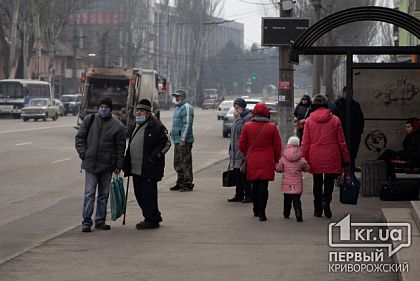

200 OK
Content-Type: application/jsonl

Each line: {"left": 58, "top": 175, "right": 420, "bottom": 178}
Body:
{"left": 171, "top": 100, "right": 194, "bottom": 144}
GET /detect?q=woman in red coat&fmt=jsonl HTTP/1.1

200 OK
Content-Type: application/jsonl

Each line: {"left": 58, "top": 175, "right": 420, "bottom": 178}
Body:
{"left": 239, "top": 103, "right": 282, "bottom": 221}
{"left": 301, "top": 95, "right": 349, "bottom": 219}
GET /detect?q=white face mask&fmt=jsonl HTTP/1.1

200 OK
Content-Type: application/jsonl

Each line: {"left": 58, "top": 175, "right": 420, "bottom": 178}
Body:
{"left": 172, "top": 97, "right": 180, "bottom": 105}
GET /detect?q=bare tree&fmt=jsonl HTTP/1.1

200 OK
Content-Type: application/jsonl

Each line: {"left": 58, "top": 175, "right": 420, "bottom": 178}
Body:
{"left": 28, "top": 0, "right": 49, "bottom": 80}
{"left": 172, "top": 0, "right": 223, "bottom": 97}
{"left": 261, "top": 0, "right": 396, "bottom": 96}
{"left": 0, "top": 0, "right": 22, "bottom": 78}
{"left": 42, "top": 0, "right": 84, "bottom": 85}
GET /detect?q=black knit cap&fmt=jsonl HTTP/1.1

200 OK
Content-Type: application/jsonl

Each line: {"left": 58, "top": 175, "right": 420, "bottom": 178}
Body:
{"left": 136, "top": 99, "right": 152, "bottom": 112}
{"left": 98, "top": 96, "right": 113, "bottom": 111}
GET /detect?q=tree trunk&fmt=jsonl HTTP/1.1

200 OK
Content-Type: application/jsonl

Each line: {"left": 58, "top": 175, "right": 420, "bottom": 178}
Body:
{"left": 8, "top": 0, "right": 21, "bottom": 79}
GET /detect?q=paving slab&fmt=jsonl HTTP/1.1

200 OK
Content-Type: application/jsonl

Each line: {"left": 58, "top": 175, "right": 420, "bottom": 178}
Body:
{"left": 0, "top": 160, "right": 412, "bottom": 281}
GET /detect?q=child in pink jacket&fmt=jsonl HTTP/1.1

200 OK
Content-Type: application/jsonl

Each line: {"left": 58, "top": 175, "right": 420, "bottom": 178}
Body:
{"left": 275, "top": 136, "right": 310, "bottom": 222}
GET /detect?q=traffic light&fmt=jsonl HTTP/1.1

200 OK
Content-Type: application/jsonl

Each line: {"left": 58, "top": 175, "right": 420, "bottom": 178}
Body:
{"left": 251, "top": 73, "right": 257, "bottom": 81}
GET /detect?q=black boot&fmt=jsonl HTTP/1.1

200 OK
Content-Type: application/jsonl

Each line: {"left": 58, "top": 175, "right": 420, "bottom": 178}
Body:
{"left": 253, "top": 208, "right": 258, "bottom": 217}
{"left": 295, "top": 208, "right": 303, "bottom": 222}
{"left": 170, "top": 183, "right": 182, "bottom": 191}
{"left": 228, "top": 196, "right": 243, "bottom": 202}
{"left": 322, "top": 200, "right": 332, "bottom": 218}
{"left": 283, "top": 206, "right": 291, "bottom": 219}
{"left": 314, "top": 200, "right": 322, "bottom": 217}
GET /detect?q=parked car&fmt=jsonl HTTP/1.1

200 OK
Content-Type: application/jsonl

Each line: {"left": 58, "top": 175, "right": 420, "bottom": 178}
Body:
{"left": 60, "top": 94, "right": 81, "bottom": 116}
{"left": 21, "top": 98, "right": 59, "bottom": 122}
{"left": 202, "top": 98, "right": 219, "bottom": 110}
{"left": 53, "top": 99, "right": 65, "bottom": 116}
{"left": 217, "top": 100, "right": 233, "bottom": 120}
{"left": 222, "top": 99, "right": 261, "bottom": 138}
{"left": 265, "top": 102, "right": 278, "bottom": 125}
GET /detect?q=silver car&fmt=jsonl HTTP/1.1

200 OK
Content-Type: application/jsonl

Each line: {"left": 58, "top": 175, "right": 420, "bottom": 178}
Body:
{"left": 21, "top": 98, "right": 59, "bottom": 122}
{"left": 217, "top": 100, "right": 233, "bottom": 120}
{"left": 53, "top": 99, "right": 65, "bottom": 116}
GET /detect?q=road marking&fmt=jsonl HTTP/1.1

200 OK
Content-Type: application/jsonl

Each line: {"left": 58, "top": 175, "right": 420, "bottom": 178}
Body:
{"left": 15, "top": 142, "right": 32, "bottom": 146}
{"left": 0, "top": 124, "right": 74, "bottom": 134}
{"left": 52, "top": 158, "right": 72, "bottom": 164}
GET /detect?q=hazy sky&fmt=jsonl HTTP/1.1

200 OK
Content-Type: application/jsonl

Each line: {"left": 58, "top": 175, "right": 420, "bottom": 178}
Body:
{"left": 223, "top": 0, "right": 277, "bottom": 47}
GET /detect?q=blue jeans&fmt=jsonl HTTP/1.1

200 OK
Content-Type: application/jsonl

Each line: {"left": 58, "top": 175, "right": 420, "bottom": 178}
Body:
{"left": 82, "top": 171, "right": 112, "bottom": 226}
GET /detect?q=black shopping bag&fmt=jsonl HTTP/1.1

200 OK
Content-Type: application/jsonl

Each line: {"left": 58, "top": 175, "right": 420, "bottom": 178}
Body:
{"left": 222, "top": 170, "right": 236, "bottom": 187}
{"left": 339, "top": 169, "right": 360, "bottom": 205}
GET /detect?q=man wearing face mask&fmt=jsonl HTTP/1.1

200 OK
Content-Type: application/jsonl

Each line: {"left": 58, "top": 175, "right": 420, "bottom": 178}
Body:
{"left": 170, "top": 90, "right": 195, "bottom": 192}
{"left": 227, "top": 98, "right": 253, "bottom": 203}
{"left": 124, "top": 99, "right": 171, "bottom": 229}
{"left": 75, "top": 96, "right": 126, "bottom": 232}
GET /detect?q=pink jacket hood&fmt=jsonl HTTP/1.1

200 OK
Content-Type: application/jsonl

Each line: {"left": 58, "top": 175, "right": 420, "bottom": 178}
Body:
{"left": 283, "top": 144, "right": 302, "bottom": 162}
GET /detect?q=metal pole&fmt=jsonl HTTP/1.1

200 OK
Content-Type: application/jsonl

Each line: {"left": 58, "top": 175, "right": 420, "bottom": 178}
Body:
{"left": 345, "top": 52, "right": 353, "bottom": 170}
{"left": 277, "top": 1, "right": 294, "bottom": 147}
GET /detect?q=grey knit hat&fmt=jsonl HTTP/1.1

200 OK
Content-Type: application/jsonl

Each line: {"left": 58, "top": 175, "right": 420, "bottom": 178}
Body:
{"left": 312, "top": 94, "right": 327, "bottom": 105}
{"left": 136, "top": 99, "right": 152, "bottom": 112}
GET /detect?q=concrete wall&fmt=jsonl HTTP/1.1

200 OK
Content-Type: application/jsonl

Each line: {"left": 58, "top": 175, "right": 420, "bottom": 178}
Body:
{"left": 353, "top": 68, "right": 420, "bottom": 165}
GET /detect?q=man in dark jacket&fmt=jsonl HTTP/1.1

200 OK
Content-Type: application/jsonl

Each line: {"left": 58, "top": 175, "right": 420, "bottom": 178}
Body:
{"left": 124, "top": 99, "right": 171, "bottom": 229}
{"left": 333, "top": 86, "right": 365, "bottom": 174}
{"left": 75, "top": 97, "right": 126, "bottom": 233}
{"left": 293, "top": 95, "right": 311, "bottom": 142}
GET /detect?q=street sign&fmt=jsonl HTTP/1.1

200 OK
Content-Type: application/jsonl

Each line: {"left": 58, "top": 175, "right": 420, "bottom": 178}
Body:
{"left": 261, "top": 18, "right": 309, "bottom": 46}
{"left": 279, "top": 80, "right": 291, "bottom": 90}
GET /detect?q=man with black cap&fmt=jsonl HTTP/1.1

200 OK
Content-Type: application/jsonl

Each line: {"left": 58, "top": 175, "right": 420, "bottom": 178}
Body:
{"left": 124, "top": 99, "right": 171, "bottom": 229}
{"left": 75, "top": 96, "right": 126, "bottom": 232}
{"left": 170, "top": 89, "right": 195, "bottom": 192}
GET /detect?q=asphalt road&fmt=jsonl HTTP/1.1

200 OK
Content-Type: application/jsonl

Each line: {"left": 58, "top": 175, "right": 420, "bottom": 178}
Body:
{"left": 0, "top": 109, "right": 229, "bottom": 264}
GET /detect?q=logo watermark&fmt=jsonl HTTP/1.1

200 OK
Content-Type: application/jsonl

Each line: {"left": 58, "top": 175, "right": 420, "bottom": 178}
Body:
{"left": 328, "top": 215, "right": 411, "bottom": 273}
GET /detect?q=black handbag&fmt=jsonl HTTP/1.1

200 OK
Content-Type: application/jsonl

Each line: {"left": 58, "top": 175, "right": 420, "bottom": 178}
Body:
{"left": 380, "top": 179, "right": 420, "bottom": 201}
{"left": 339, "top": 168, "right": 360, "bottom": 205}
{"left": 222, "top": 170, "right": 236, "bottom": 187}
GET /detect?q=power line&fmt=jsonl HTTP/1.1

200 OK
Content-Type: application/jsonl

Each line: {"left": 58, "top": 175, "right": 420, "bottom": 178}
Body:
{"left": 236, "top": 0, "right": 274, "bottom": 6}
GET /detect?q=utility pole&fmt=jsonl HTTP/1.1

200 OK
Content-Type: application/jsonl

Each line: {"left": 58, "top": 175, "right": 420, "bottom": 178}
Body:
{"left": 277, "top": 0, "right": 294, "bottom": 146}
{"left": 311, "top": 0, "right": 321, "bottom": 95}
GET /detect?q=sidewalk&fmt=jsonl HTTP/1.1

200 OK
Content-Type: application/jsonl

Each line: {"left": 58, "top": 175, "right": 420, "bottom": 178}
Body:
{"left": 0, "top": 159, "right": 411, "bottom": 281}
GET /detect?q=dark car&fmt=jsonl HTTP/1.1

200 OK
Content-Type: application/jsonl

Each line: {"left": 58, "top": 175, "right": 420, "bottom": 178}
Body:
{"left": 60, "top": 94, "right": 81, "bottom": 116}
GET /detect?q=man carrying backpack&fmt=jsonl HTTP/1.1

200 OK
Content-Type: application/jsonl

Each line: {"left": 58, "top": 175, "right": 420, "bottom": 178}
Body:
{"left": 75, "top": 97, "right": 126, "bottom": 233}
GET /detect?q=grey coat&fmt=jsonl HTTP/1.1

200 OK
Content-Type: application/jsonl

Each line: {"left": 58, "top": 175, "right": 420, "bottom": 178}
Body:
{"left": 75, "top": 113, "right": 126, "bottom": 173}
{"left": 228, "top": 109, "right": 252, "bottom": 169}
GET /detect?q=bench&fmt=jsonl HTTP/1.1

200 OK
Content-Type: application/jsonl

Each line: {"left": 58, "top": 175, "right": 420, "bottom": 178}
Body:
{"left": 390, "top": 159, "right": 420, "bottom": 174}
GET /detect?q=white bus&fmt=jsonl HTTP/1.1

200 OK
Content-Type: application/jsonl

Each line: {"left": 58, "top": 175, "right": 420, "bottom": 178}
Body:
{"left": 0, "top": 79, "right": 52, "bottom": 118}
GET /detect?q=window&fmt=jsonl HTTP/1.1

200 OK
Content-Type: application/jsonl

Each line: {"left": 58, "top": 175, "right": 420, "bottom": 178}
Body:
{"left": 0, "top": 82, "right": 23, "bottom": 99}
{"left": 416, "top": 0, "right": 420, "bottom": 11}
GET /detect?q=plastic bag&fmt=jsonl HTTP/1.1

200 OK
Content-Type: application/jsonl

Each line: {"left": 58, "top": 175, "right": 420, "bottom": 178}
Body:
{"left": 109, "top": 176, "right": 126, "bottom": 221}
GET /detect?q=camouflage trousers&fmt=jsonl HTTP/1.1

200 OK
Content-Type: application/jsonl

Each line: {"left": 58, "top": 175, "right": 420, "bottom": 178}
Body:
{"left": 174, "top": 143, "right": 193, "bottom": 185}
